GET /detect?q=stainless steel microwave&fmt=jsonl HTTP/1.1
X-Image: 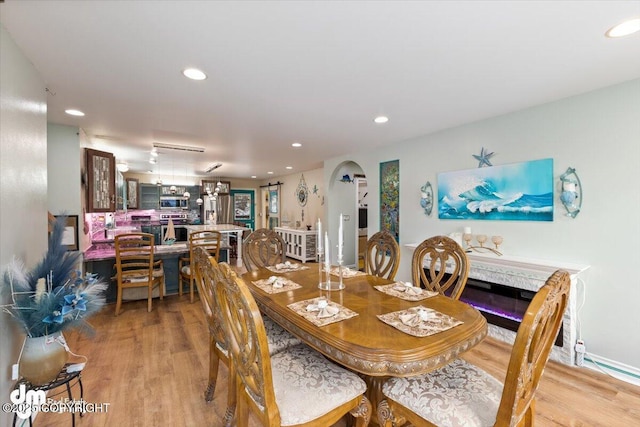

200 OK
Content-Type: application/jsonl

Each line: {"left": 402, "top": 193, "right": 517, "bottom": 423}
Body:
{"left": 159, "top": 196, "right": 188, "bottom": 210}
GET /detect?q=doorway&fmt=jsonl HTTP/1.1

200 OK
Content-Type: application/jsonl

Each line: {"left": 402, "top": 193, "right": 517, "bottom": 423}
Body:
{"left": 355, "top": 176, "right": 368, "bottom": 270}
{"left": 230, "top": 189, "right": 255, "bottom": 231}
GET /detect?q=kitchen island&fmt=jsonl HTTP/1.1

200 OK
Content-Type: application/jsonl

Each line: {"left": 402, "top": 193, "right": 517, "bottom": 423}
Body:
{"left": 184, "top": 223, "right": 249, "bottom": 267}
{"left": 83, "top": 242, "right": 229, "bottom": 303}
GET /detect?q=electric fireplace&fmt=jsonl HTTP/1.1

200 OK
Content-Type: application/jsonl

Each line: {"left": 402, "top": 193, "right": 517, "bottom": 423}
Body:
{"left": 408, "top": 245, "right": 589, "bottom": 366}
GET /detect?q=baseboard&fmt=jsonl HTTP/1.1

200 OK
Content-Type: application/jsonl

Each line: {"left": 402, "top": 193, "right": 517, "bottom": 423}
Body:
{"left": 583, "top": 352, "right": 640, "bottom": 387}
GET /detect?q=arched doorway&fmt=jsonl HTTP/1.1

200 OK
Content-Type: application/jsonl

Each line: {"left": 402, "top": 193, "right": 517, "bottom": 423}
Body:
{"left": 326, "top": 161, "right": 366, "bottom": 269}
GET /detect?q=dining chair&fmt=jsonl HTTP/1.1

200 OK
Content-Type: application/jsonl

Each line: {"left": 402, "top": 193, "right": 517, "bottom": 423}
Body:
{"left": 179, "top": 230, "right": 222, "bottom": 303}
{"left": 378, "top": 269, "right": 571, "bottom": 427}
{"left": 242, "top": 228, "right": 286, "bottom": 272}
{"left": 191, "top": 247, "right": 303, "bottom": 426}
{"left": 411, "top": 235, "right": 469, "bottom": 300}
{"left": 213, "top": 261, "right": 372, "bottom": 427}
{"left": 364, "top": 230, "right": 400, "bottom": 280}
{"left": 114, "top": 232, "right": 164, "bottom": 316}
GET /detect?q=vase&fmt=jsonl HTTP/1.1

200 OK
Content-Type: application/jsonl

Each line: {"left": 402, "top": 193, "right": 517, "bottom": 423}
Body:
{"left": 19, "top": 331, "right": 69, "bottom": 385}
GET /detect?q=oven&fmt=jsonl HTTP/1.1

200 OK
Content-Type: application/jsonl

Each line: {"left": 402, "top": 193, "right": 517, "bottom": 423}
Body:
{"left": 160, "top": 224, "right": 188, "bottom": 244}
{"left": 159, "top": 212, "right": 189, "bottom": 244}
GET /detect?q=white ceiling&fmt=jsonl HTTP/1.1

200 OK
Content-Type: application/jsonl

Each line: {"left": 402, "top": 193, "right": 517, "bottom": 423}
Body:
{"left": 2, "top": 1, "right": 639, "bottom": 179}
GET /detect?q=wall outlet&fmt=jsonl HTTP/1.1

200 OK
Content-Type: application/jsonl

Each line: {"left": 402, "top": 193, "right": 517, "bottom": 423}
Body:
{"left": 12, "top": 363, "right": 19, "bottom": 380}
{"left": 575, "top": 340, "right": 586, "bottom": 366}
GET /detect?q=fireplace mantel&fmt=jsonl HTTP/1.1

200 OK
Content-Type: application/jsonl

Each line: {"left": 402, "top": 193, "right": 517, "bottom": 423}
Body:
{"left": 405, "top": 243, "right": 590, "bottom": 365}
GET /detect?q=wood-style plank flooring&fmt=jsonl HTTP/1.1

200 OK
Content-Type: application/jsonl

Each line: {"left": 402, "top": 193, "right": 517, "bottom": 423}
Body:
{"left": 34, "top": 294, "right": 640, "bottom": 426}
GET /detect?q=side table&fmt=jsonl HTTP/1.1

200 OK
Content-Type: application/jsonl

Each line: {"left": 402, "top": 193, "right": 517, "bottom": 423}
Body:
{"left": 12, "top": 363, "right": 84, "bottom": 427}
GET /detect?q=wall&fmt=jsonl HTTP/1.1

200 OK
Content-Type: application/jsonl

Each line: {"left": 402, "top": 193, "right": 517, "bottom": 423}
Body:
{"left": 262, "top": 168, "right": 325, "bottom": 230}
{"left": 0, "top": 24, "right": 48, "bottom": 425}
{"left": 325, "top": 79, "right": 640, "bottom": 371}
{"left": 47, "top": 123, "right": 90, "bottom": 252}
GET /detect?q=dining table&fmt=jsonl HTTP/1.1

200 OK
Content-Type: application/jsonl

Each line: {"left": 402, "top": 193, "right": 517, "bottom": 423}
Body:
{"left": 241, "top": 265, "right": 488, "bottom": 422}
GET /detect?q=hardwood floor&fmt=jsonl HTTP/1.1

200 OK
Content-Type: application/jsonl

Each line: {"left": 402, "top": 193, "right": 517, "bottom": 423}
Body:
{"left": 34, "top": 294, "right": 640, "bottom": 427}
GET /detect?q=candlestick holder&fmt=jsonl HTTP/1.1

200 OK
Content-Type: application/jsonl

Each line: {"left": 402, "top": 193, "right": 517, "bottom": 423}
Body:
{"left": 463, "top": 233, "right": 503, "bottom": 256}
{"left": 317, "top": 251, "right": 325, "bottom": 288}
{"left": 319, "top": 255, "right": 345, "bottom": 291}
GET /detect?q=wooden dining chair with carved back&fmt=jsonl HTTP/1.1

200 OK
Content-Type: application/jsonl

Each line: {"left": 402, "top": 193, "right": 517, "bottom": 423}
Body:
{"left": 411, "top": 235, "right": 469, "bottom": 300}
{"left": 114, "top": 233, "right": 164, "bottom": 316}
{"left": 242, "top": 228, "right": 286, "bottom": 272}
{"left": 191, "top": 247, "right": 303, "bottom": 427}
{"left": 214, "top": 261, "right": 372, "bottom": 427}
{"left": 364, "top": 230, "right": 400, "bottom": 280}
{"left": 179, "top": 230, "right": 222, "bottom": 303}
{"left": 378, "top": 269, "right": 571, "bottom": 427}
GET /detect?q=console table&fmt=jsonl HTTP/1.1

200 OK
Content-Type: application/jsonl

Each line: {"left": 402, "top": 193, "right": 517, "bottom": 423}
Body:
{"left": 274, "top": 227, "right": 317, "bottom": 263}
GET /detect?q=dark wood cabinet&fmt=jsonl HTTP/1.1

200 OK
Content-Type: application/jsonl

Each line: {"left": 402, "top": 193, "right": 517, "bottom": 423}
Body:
{"left": 85, "top": 148, "right": 116, "bottom": 212}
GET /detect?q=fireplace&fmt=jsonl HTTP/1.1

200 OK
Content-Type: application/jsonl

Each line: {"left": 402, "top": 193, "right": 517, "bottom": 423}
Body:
{"left": 409, "top": 245, "right": 590, "bottom": 366}
{"left": 458, "top": 277, "right": 563, "bottom": 347}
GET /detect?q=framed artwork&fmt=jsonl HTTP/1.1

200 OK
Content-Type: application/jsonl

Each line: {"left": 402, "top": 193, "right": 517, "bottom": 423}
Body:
{"left": 380, "top": 160, "right": 400, "bottom": 242}
{"left": 201, "top": 180, "right": 230, "bottom": 194}
{"left": 269, "top": 190, "right": 278, "bottom": 214}
{"left": 437, "top": 158, "right": 554, "bottom": 221}
{"left": 233, "top": 192, "right": 252, "bottom": 220}
{"left": 126, "top": 178, "right": 139, "bottom": 209}
{"left": 55, "top": 215, "right": 79, "bottom": 251}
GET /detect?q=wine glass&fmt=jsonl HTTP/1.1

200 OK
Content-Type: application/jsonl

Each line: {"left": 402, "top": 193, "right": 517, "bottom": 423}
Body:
{"left": 463, "top": 233, "right": 473, "bottom": 249}
{"left": 476, "top": 234, "right": 487, "bottom": 248}
{"left": 492, "top": 235, "right": 503, "bottom": 250}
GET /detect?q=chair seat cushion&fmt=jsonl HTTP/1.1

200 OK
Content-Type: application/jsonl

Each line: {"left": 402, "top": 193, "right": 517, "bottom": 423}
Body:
{"left": 269, "top": 344, "right": 367, "bottom": 426}
{"left": 382, "top": 358, "right": 503, "bottom": 427}
{"left": 263, "top": 315, "right": 302, "bottom": 354}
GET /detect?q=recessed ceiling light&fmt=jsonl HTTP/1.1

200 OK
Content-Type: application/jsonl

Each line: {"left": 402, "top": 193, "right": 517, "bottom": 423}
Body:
{"left": 267, "top": 171, "right": 274, "bottom": 175}
{"left": 65, "top": 109, "right": 85, "bottom": 116}
{"left": 606, "top": 18, "right": 640, "bottom": 38}
{"left": 116, "top": 162, "right": 129, "bottom": 172}
{"left": 292, "top": 142, "right": 302, "bottom": 148}
{"left": 182, "top": 68, "right": 207, "bottom": 80}
{"left": 149, "top": 158, "right": 157, "bottom": 164}
{"left": 150, "top": 149, "right": 158, "bottom": 157}
{"left": 251, "top": 175, "right": 257, "bottom": 179}
{"left": 374, "top": 115, "right": 389, "bottom": 124}
{"left": 286, "top": 166, "right": 293, "bottom": 170}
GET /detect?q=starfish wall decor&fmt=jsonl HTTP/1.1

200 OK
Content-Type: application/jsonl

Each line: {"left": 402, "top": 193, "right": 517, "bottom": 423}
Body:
{"left": 473, "top": 147, "right": 495, "bottom": 167}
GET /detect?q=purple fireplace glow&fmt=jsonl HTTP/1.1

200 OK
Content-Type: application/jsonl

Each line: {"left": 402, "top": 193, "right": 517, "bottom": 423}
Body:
{"left": 458, "top": 278, "right": 563, "bottom": 347}
{"left": 410, "top": 246, "right": 589, "bottom": 366}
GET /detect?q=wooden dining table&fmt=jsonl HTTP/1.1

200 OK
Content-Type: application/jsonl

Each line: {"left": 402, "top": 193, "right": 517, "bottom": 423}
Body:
{"left": 241, "top": 266, "right": 488, "bottom": 420}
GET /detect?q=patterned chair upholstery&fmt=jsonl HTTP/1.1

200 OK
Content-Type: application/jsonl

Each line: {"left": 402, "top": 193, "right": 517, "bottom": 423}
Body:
{"left": 364, "top": 230, "right": 400, "bottom": 280}
{"left": 378, "top": 270, "right": 571, "bottom": 427}
{"left": 214, "top": 261, "right": 371, "bottom": 426}
{"left": 191, "top": 247, "right": 301, "bottom": 427}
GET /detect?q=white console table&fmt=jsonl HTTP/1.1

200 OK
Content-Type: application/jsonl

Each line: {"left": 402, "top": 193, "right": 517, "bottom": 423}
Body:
{"left": 275, "top": 227, "right": 317, "bottom": 263}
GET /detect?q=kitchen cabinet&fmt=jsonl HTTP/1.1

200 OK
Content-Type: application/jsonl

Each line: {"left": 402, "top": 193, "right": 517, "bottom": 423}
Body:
{"left": 275, "top": 227, "right": 317, "bottom": 263}
{"left": 140, "top": 184, "right": 160, "bottom": 210}
{"left": 86, "top": 148, "right": 116, "bottom": 212}
{"left": 116, "top": 170, "right": 125, "bottom": 211}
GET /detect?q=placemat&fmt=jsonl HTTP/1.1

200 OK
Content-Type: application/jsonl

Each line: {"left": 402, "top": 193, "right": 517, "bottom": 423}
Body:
{"left": 266, "top": 262, "right": 310, "bottom": 273}
{"left": 252, "top": 276, "right": 302, "bottom": 294}
{"left": 377, "top": 306, "right": 462, "bottom": 337}
{"left": 288, "top": 297, "right": 359, "bottom": 327}
{"left": 374, "top": 282, "right": 438, "bottom": 301}
{"left": 328, "top": 266, "right": 367, "bottom": 278}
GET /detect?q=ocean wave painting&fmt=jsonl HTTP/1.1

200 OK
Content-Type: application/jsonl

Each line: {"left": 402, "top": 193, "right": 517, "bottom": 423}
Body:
{"left": 438, "top": 158, "right": 553, "bottom": 221}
